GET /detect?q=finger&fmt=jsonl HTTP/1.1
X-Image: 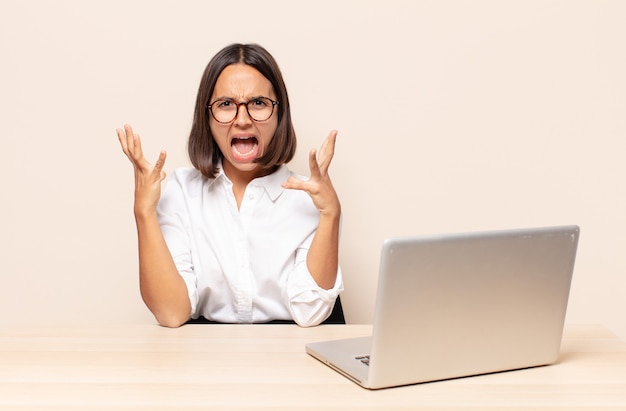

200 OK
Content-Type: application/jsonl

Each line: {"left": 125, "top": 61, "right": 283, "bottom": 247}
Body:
{"left": 319, "top": 130, "right": 338, "bottom": 157}
{"left": 318, "top": 130, "right": 337, "bottom": 174}
{"left": 153, "top": 150, "right": 167, "bottom": 180}
{"left": 131, "top": 133, "right": 146, "bottom": 164}
{"left": 124, "top": 125, "right": 148, "bottom": 166}
{"left": 121, "top": 124, "right": 155, "bottom": 172}
{"left": 116, "top": 127, "right": 130, "bottom": 156}
{"left": 281, "top": 175, "right": 308, "bottom": 191}
{"left": 308, "top": 149, "right": 321, "bottom": 179}
{"left": 124, "top": 124, "right": 136, "bottom": 155}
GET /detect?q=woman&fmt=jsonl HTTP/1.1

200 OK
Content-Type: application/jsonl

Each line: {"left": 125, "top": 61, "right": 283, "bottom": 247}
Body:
{"left": 117, "top": 43, "right": 343, "bottom": 327}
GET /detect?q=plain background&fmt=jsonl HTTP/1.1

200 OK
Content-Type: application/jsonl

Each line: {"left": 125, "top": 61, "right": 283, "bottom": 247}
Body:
{"left": 1, "top": 0, "right": 624, "bottom": 339}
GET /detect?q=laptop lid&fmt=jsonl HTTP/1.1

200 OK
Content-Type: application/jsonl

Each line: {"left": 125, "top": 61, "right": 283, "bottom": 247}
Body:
{"left": 306, "top": 225, "right": 579, "bottom": 389}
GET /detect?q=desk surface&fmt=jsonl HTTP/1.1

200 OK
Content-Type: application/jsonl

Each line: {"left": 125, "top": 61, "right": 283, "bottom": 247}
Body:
{"left": 0, "top": 324, "right": 625, "bottom": 410}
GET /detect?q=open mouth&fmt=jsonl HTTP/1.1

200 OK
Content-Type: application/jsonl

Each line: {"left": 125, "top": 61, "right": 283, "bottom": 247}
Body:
{"left": 231, "top": 136, "right": 259, "bottom": 161}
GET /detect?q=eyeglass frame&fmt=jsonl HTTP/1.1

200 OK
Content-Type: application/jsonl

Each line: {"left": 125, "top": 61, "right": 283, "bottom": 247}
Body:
{"left": 206, "top": 97, "right": 279, "bottom": 124}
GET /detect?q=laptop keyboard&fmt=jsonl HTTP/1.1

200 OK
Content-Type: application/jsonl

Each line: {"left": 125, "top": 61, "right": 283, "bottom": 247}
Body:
{"left": 355, "top": 355, "right": 370, "bottom": 366}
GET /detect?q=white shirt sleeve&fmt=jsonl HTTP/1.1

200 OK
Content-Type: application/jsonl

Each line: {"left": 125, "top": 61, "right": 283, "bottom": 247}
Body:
{"left": 156, "top": 170, "right": 200, "bottom": 315}
{"left": 286, "top": 241, "right": 344, "bottom": 327}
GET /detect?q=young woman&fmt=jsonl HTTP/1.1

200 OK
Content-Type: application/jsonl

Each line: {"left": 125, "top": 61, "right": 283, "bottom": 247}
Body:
{"left": 117, "top": 43, "right": 343, "bottom": 327}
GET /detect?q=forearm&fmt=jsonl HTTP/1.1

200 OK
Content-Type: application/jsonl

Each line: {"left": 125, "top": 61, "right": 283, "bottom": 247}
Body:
{"left": 135, "top": 211, "right": 191, "bottom": 327}
{"left": 306, "top": 209, "right": 341, "bottom": 290}
{"left": 284, "top": 130, "right": 342, "bottom": 291}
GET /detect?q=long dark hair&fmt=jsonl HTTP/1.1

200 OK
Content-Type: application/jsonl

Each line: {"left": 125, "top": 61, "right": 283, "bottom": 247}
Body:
{"left": 188, "top": 43, "right": 297, "bottom": 178}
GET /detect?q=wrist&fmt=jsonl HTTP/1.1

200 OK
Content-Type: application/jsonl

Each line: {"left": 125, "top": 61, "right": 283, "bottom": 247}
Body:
{"left": 134, "top": 206, "right": 158, "bottom": 223}
{"left": 319, "top": 201, "right": 341, "bottom": 220}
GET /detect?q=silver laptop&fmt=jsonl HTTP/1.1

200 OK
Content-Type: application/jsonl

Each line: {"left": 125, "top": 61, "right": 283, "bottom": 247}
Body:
{"left": 306, "top": 225, "right": 580, "bottom": 389}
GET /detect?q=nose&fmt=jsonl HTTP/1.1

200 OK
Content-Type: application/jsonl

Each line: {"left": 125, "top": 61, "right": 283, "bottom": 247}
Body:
{"left": 233, "top": 102, "right": 252, "bottom": 126}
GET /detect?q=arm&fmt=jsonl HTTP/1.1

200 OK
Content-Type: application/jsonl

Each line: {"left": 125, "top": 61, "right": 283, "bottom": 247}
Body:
{"left": 116, "top": 124, "right": 191, "bottom": 327}
{"left": 282, "top": 130, "right": 341, "bottom": 290}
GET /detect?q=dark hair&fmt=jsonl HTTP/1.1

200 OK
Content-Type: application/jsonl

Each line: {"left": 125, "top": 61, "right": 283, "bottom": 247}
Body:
{"left": 188, "top": 43, "right": 296, "bottom": 179}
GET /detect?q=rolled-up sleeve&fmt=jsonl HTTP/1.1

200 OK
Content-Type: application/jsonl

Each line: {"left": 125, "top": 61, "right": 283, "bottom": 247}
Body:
{"left": 285, "top": 237, "right": 344, "bottom": 327}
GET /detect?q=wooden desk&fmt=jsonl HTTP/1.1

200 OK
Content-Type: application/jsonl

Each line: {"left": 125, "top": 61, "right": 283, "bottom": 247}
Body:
{"left": 0, "top": 324, "right": 624, "bottom": 410}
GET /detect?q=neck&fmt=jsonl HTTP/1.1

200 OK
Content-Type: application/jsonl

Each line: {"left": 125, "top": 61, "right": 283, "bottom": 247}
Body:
{"left": 222, "top": 161, "right": 278, "bottom": 209}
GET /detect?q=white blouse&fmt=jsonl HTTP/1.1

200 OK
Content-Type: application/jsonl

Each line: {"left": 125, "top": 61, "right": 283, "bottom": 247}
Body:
{"left": 157, "top": 164, "right": 343, "bottom": 327}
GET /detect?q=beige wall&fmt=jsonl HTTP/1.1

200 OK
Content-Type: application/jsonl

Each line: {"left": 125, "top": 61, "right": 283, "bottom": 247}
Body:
{"left": 1, "top": 0, "right": 624, "bottom": 339}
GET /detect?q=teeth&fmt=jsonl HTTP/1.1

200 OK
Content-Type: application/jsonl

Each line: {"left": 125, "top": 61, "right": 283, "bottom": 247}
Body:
{"left": 232, "top": 137, "right": 258, "bottom": 156}
{"left": 233, "top": 145, "right": 256, "bottom": 156}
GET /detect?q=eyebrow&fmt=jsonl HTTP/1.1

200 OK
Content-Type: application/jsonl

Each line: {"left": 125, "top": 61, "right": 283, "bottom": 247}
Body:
{"left": 213, "top": 95, "right": 271, "bottom": 102}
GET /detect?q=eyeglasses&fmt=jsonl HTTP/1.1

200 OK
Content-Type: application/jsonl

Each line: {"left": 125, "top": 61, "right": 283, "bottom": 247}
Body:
{"left": 207, "top": 97, "right": 279, "bottom": 124}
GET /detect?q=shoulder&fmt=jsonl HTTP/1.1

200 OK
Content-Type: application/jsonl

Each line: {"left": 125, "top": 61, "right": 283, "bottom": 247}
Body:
{"left": 161, "top": 167, "right": 210, "bottom": 202}
{"left": 168, "top": 167, "right": 204, "bottom": 184}
{"left": 273, "top": 164, "right": 307, "bottom": 185}
{"left": 167, "top": 168, "right": 207, "bottom": 190}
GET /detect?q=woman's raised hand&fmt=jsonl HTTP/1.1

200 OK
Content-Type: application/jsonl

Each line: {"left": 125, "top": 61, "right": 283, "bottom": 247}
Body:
{"left": 282, "top": 130, "right": 341, "bottom": 217}
{"left": 116, "top": 124, "right": 167, "bottom": 217}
